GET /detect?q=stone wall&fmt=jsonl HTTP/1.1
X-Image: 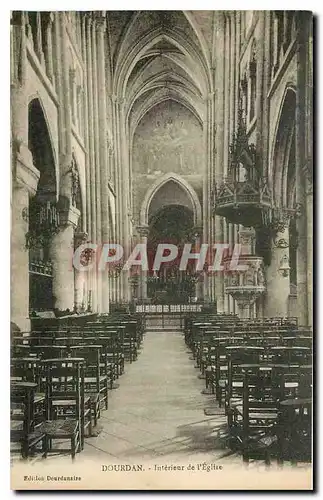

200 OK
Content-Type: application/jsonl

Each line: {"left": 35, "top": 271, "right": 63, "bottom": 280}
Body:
{"left": 131, "top": 100, "right": 204, "bottom": 224}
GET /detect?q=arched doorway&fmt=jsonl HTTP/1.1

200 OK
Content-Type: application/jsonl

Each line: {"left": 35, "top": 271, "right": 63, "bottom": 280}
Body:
{"left": 27, "top": 98, "right": 58, "bottom": 313}
{"left": 140, "top": 174, "right": 202, "bottom": 303}
{"left": 147, "top": 205, "right": 197, "bottom": 303}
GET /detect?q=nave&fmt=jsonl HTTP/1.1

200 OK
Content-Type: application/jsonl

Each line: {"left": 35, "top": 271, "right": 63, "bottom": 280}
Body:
{"left": 11, "top": 311, "right": 312, "bottom": 470}
{"left": 82, "top": 330, "right": 228, "bottom": 464}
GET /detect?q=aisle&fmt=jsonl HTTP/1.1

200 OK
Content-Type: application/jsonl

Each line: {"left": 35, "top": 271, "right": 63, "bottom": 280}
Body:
{"left": 83, "top": 330, "right": 231, "bottom": 464}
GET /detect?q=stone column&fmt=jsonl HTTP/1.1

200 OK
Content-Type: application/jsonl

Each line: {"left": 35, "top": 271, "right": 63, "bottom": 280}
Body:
{"left": 45, "top": 13, "right": 55, "bottom": 85}
{"left": 295, "top": 13, "right": 310, "bottom": 326}
{"left": 111, "top": 96, "right": 122, "bottom": 303}
{"left": 203, "top": 91, "right": 211, "bottom": 301}
{"left": 11, "top": 14, "right": 37, "bottom": 331}
{"left": 96, "top": 13, "right": 110, "bottom": 313}
{"left": 11, "top": 12, "right": 27, "bottom": 89}
{"left": 50, "top": 205, "right": 80, "bottom": 311}
{"left": 74, "top": 231, "right": 88, "bottom": 312}
{"left": 35, "top": 12, "right": 45, "bottom": 65}
{"left": 213, "top": 13, "right": 226, "bottom": 313}
{"left": 92, "top": 16, "right": 102, "bottom": 312}
{"left": 137, "top": 226, "right": 149, "bottom": 300}
{"left": 85, "top": 14, "right": 98, "bottom": 311}
{"left": 11, "top": 143, "right": 40, "bottom": 331}
{"left": 120, "top": 101, "right": 131, "bottom": 304}
{"left": 265, "top": 221, "right": 290, "bottom": 318}
{"left": 81, "top": 15, "right": 91, "bottom": 237}
{"left": 193, "top": 227, "right": 204, "bottom": 301}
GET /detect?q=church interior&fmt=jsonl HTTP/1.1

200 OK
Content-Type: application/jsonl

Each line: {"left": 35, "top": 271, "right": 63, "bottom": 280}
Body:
{"left": 10, "top": 11, "right": 313, "bottom": 476}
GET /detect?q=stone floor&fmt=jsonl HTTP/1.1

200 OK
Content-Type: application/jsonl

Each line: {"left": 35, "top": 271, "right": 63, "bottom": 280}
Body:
{"left": 82, "top": 329, "right": 235, "bottom": 465}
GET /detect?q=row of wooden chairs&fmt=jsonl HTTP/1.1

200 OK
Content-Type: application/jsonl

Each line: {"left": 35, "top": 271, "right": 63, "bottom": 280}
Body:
{"left": 184, "top": 314, "right": 301, "bottom": 351}
{"left": 186, "top": 318, "right": 311, "bottom": 374}
{"left": 185, "top": 313, "right": 312, "bottom": 465}
{"left": 11, "top": 358, "right": 91, "bottom": 459}
{"left": 11, "top": 313, "right": 145, "bottom": 460}
{"left": 229, "top": 366, "right": 312, "bottom": 464}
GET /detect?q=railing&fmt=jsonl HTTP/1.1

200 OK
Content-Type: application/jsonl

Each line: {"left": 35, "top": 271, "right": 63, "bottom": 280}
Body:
{"left": 135, "top": 304, "right": 204, "bottom": 314}
{"left": 29, "top": 260, "right": 53, "bottom": 277}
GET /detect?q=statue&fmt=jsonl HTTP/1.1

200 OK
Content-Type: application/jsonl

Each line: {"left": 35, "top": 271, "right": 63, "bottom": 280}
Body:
{"left": 244, "top": 265, "right": 255, "bottom": 286}
{"left": 257, "top": 267, "right": 265, "bottom": 286}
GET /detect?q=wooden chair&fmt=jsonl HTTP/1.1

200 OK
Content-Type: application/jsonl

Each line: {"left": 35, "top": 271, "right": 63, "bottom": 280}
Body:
{"left": 70, "top": 346, "right": 108, "bottom": 425}
{"left": 222, "top": 346, "right": 265, "bottom": 407}
{"left": 231, "top": 368, "right": 282, "bottom": 464}
{"left": 11, "top": 381, "right": 46, "bottom": 459}
{"left": 277, "top": 398, "right": 312, "bottom": 465}
{"left": 268, "top": 346, "right": 312, "bottom": 366}
{"left": 225, "top": 349, "right": 264, "bottom": 427}
{"left": 11, "top": 357, "right": 45, "bottom": 414}
{"left": 40, "top": 358, "right": 91, "bottom": 459}
{"left": 83, "top": 326, "right": 125, "bottom": 376}
{"left": 277, "top": 366, "right": 312, "bottom": 464}
{"left": 55, "top": 337, "right": 84, "bottom": 347}
{"left": 122, "top": 320, "right": 140, "bottom": 362}
{"left": 11, "top": 357, "right": 40, "bottom": 386}
{"left": 83, "top": 337, "right": 114, "bottom": 390}
{"left": 30, "top": 344, "right": 69, "bottom": 360}
{"left": 11, "top": 344, "right": 33, "bottom": 358}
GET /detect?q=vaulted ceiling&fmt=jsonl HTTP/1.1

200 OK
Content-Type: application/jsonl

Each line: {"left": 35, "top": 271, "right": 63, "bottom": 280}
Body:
{"left": 106, "top": 11, "right": 218, "bottom": 137}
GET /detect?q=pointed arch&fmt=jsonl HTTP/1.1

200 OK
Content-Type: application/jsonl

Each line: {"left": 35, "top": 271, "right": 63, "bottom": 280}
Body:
{"left": 140, "top": 172, "right": 202, "bottom": 227}
{"left": 271, "top": 86, "right": 296, "bottom": 207}
{"left": 28, "top": 96, "right": 58, "bottom": 200}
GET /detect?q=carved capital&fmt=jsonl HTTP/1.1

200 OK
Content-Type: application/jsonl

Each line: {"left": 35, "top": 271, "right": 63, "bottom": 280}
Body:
{"left": 58, "top": 205, "right": 80, "bottom": 229}
{"left": 137, "top": 225, "right": 149, "bottom": 238}
{"left": 270, "top": 208, "right": 293, "bottom": 235}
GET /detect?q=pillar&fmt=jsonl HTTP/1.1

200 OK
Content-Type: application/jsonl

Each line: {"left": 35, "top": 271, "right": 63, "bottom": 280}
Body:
{"left": 74, "top": 231, "right": 88, "bottom": 312}
{"left": 213, "top": 13, "right": 226, "bottom": 313}
{"left": 137, "top": 226, "right": 149, "bottom": 300}
{"left": 50, "top": 205, "right": 80, "bottom": 311}
{"left": 265, "top": 223, "right": 290, "bottom": 317}
{"left": 11, "top": 13, "right": 37, "bottom": 331}
{"left": 85, "top": 14, "right": 98, "bottom": 311}
{"left": 11, "top": 144, "right": 40, "bottom": 331}
{"left": 96, "top": 12, "right": 110, "bottom": 313}
{"left": 45, "top": 13, "right": 55, "bottom": 85}
{"left": 295, "top": 12, "right": 311, "bottom": 326}
{"left": 91, "top": 15, "right": 102, "bottom": 312}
